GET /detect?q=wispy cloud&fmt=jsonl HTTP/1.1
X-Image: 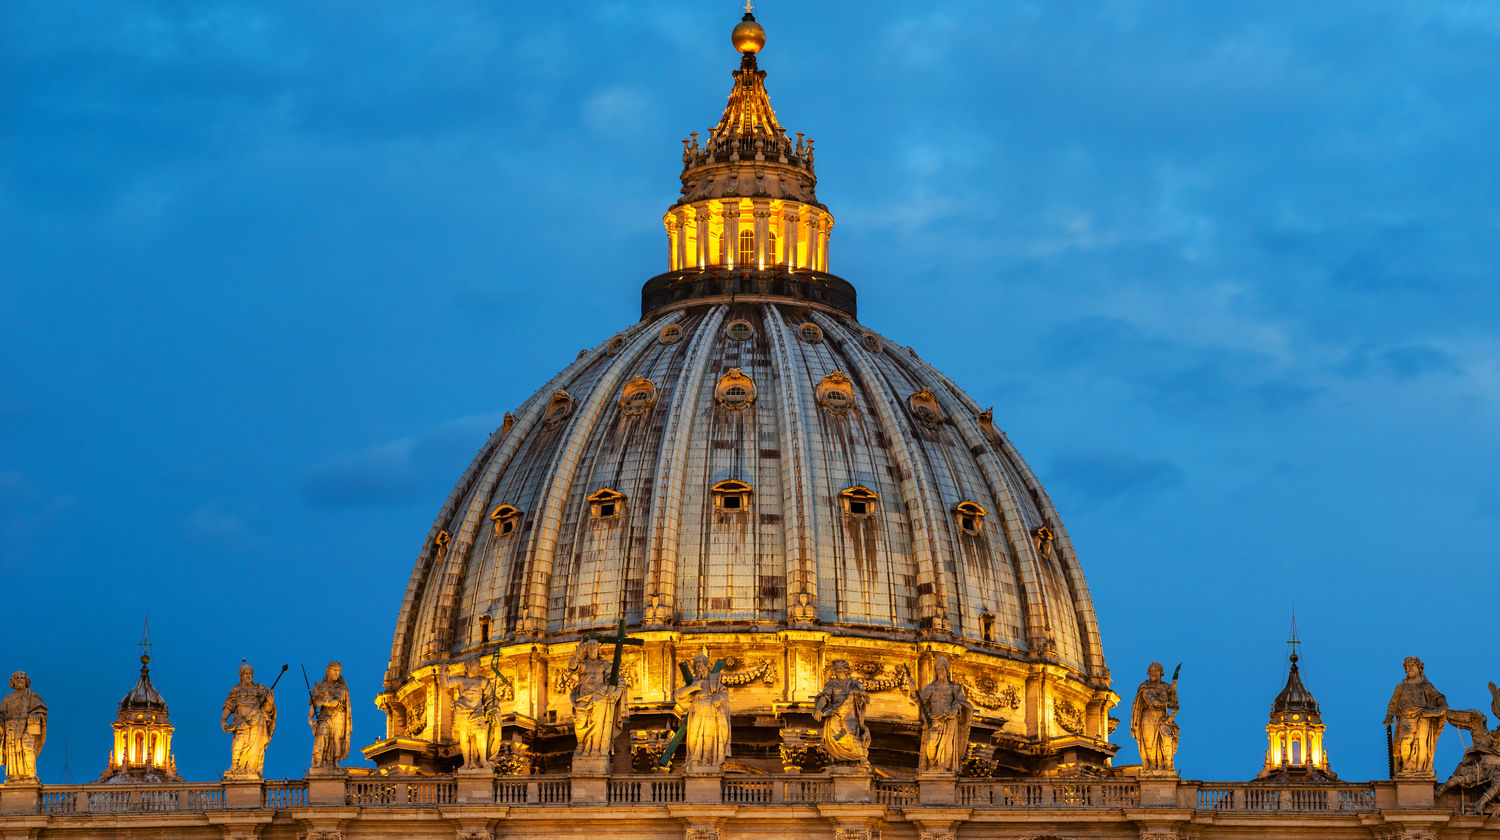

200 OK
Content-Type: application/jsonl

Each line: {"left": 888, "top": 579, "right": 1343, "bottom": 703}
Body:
{"left": 302, "top": 413, "right": 502, "bottom": 508}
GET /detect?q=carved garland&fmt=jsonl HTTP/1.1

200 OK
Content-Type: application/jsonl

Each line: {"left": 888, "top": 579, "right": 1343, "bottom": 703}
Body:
{"left": 719, "top": 657, "right": 778, "bottom": 687}
{"left": 955, "top": 675, "right": 1022, "bottom": 711}
{"left": 1053, "top": 698, "right": 1085, "bottom": 735}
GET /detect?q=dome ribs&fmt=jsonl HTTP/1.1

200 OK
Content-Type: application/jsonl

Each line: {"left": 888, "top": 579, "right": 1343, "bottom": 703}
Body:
{"left": 763, "top": 304, "right": 819, "bottom": 623}
{"left": 512, "top": 319, "right": 672, "bottom": 638}
{"left": 642, "top": 308, "right": 726, "bottom": 629}
{"left": 812, "top": 311, "right": 953, "bottom": 635}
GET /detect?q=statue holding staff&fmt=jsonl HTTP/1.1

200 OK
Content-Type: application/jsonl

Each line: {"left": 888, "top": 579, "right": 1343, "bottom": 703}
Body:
{"left": 307, "top": 661, "right": 352, "bottom": 771}
{"left": 1131, "top": 662, "right": 1179, "bottom": 775}
{"left": 1384, "top": 656, "right": 1447, "bottom": 777}
{"left": 0, "top": 671, "right": 47, "bottom": 782}
{"left": 570, "top": 639, "right": 627, "bottom": 761}
{"left": 222, "top": 663, "right": 277, "bottom": 779}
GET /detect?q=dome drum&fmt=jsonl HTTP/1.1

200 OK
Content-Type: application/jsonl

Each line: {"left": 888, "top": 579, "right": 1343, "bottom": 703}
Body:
{"left": 640, "top": 265, "right": 856, "bottom": 318}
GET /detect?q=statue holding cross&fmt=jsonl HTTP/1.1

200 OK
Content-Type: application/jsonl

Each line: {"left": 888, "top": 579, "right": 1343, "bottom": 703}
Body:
{"left": 568, "top": 620, "right": 641, "bottom": 769}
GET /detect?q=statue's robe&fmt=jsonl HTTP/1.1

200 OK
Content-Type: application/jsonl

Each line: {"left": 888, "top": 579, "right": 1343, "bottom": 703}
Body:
{"left": 679, "top": 673, "right": 730, "bottom": 770}
{"left": 1387, "top": 678, "right": 1446, "bottom": 773}
{"left": 0, "top": 686, "right": 46, "bottom": 780}
{"left": 310, "top": 677, "right": 353, "bottom": 766}
{"left": 814, "top": 677, "right": 870, "bottom": 764}
{"left": 918, "top": 679, "right": 973, "bottom": 773}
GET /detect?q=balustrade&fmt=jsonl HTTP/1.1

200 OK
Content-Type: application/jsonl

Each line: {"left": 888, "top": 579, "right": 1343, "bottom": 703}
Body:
{"left": 1195, "top": 785, "right": 1376, "bottom": 813}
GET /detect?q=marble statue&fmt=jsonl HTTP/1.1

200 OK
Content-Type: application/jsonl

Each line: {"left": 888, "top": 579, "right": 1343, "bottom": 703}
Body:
{"left": 448, "top": 659, "right": 495, "bottom": 771}
{"left": 813, "top": 659, "right": 871, "bottom": 767}
{"left": 221, "top": 663, "right": 276, "bottom": 779}
{"left": 1385, "top": 656, "right": 1447, "bottom": 777}
{"left": 308, "top": 661, "right": 352, "bottom": 771}
{"left": 1131, "top": 662, "right": 1179, "bottom": 775}
{"left": 674, "top": 653, "right": 730, "bottom": 771}
{"left": 915, "top": 657, "right": 974, "bottom": 774}
{"left": 1438, "top": 683, "right": 1500, "bottom": 814}
{"left": 0, "top": 671, "right": 47, "bottom": 782}
{"left": 569, "top": 639, "right": 627, "bottom": 762}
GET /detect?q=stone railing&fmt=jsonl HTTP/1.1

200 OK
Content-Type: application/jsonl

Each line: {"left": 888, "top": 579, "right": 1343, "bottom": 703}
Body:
{"left": 1, "top": 775, "right": 1396, "bottom": 815}
{"left": 957, "top": 779, "right": 1142, "bottom": 809}
{"left": 1194, "top": 784, "right": 1378, "bottom": 813}
{"left": 38, "top": 783, "right": 227, "bottom": 814}
{"left": 345, "top": 777, "right": 457, "bottom": 807}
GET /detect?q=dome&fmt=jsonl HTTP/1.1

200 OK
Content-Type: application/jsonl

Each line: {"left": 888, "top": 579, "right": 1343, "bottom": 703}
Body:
{"left": 373, "top": 12, "right": 1115, "bottom": 778}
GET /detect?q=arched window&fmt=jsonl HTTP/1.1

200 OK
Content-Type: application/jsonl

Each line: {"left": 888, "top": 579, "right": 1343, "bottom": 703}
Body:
{"left": 768, "top": 229, "right": 780, "bottom": 264}
{"left": 712, "top": 480, "right": 752, "bottom": 512}
{"left": 618, "top": 377, "right": 658, "bottom": 416}
{"left": 954, "top": 501, "right": 987, "bottom": 535}
{"left": 1291, "top": 739, "right": 1302, "bottom": 765}
{"left": 134, "top": 732, "right": 144, "bottom": 764}
{"left": 739, "top": 228, "right": 755, "bottom": 267}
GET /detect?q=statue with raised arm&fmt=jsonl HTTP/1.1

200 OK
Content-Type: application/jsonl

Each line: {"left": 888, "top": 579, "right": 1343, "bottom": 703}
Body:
{"left": 674, "top": 654, "right": 730, "bottom": 771}
{"left": 0, "top": 672, "right": 47, "bottom": 782}
{"left": 1131, "top": 662, "right": 1179, "bottom": 775}
{"left": 569, "top": 639, "right": 626, "bottom": 763}
{"left": 1438, "top": 682, "right": 1500, "bottom": 815}
{"left": 448, "top": 659, "right": 495, "bottom": 771}
{"left": 308, "top": 661, "right": 352, "bottom": 771}
{"left": 1384, "top": 656, "right": 1447, "bottom": 777}
{"left": 221, "top": 663, "right": 276, "bottom": 779}
{"left": 813, "top": 659, "right": 871, "bottom": 767}
{"left": 915, "top": 657, "right": 974, "bottom": 774}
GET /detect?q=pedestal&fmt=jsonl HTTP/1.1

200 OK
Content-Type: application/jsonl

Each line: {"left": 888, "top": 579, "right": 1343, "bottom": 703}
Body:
{"left": 223, "top": 779, "right": 264, "bottom": 810}
{"left": 916, "top": 773, "right": 956, "bottom": 806}
{"left": 455, "top": 768, "right": 496, "bottom": 804}
{"left": 1137, "top": 774, "right": 1179, "bottom": 807}
{"left": 306, "top": 768, "right": 349, "bottom": 806}
{"left": 0, "top": 780, "right": 40, "bottom": 815}
{"left": 685, "top": 772, "right": 721, "bottom": 804}
{"left": 1393, "top": 776, "right": 1436, "bottom": 808}
{"left": 571, "top": 774, "right": 609, "bottom": 804}
{"left": 829, "top": 767, "right": 872, "bottom": 803}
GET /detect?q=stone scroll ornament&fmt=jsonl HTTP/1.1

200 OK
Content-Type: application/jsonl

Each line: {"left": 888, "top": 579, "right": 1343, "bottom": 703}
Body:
{"left": 1131, "top": 662, "right": 1180, "bottom": 775}
{"left": 222, "top": 662, "right": 282, "bottom": 780}
{"left": 1437, "top": 681, "right": 1500, "bottom": 814}
{"left": 305, "top": 661, "right": 352, "bottom": 771}
{"left": 913, "top": 658, "right": 974, "bottom": 774}
{"left": 0, "top": 671, "right": 47, "bottom": 781}
{"left": 1384, "top": 656, "right": 1447, "bottom": 777}
{"left": 813, "top": 659, "right": 872, "bottom": 767}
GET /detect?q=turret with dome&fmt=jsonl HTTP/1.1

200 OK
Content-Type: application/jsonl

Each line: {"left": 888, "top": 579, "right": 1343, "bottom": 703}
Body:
{"left": 370, "top": 9, "right": 1116, "bottom": 777}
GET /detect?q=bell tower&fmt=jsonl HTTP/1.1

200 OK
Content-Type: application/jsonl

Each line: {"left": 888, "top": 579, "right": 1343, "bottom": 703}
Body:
{"left": 1256, "top": 624, "right": 1338, "bottom": 782}
{"left": 98, "top": 624, "right": 182, "bottom": 783}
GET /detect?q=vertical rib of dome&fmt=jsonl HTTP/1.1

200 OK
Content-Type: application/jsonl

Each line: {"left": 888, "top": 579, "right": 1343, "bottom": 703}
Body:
{"left": 763, "top": 305, "right": 819, "bottom": 620}
{"left": 813, "top": 311, "right": 953, "bottom": 633}
{"left": 642, "top": 307, "right": 727, "bottom": 626}
{"left": 513, "top": 320, "right": 667, "bottom": 636}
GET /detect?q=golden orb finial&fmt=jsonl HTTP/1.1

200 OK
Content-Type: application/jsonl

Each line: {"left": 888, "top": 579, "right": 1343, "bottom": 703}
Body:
{"left": 732, "top": 7, "right": 765, "bottom": 55}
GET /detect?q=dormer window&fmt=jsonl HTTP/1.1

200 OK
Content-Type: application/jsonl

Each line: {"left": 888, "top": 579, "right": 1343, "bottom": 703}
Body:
{"left": 909, "top": 387, "right": 945, "bottom": 428}
{"left": 981, "top": 611, "right": 996, "bottom": 643}
{"left": 479, "top": 614, "right": 492, "bottom": 643}
{"left": 712, "top": 480, "right": 752, "bottom": 513}
{"left": 588, "top": 488, "right": 626, "bottom": 520}
{"left": 489, "top": 504, "right": 522, "bottom": 538}
{"left": 1033, "top": 525, "right": 1055, "bottom": 559}
{"left": 840, "top": 485, "right": 878, "bottom": 518}
{"left": 954, "top": 501, "right": 986, "bottom": 535}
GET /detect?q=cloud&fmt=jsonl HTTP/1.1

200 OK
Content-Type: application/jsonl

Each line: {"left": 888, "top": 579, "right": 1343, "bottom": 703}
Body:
{"left": 302, "top": 412, "right": 503, "bottom": 508}
{"left": 1339, "top": 343, "right": 1460, "bottom": 381}
{"left": 1046, "top": 450, "right": 1185, "bottom": 506}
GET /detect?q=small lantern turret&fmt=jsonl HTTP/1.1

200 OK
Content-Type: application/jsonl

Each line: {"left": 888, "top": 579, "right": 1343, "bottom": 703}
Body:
{"left": 98, "top": 623, "right": 182, "bottom": 783}
{"left": 1255, "top": 622, "right": 1338, "bottom": 783}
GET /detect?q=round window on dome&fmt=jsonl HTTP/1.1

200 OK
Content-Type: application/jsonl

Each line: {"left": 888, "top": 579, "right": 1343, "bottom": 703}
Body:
{"left": 659, "top": 324, "right": 684, "bottom": 345}
{"left": 816, "top": 370, "right": 855, "bottom": 416}
{"left": 860, "top": 332, "right": 882, "bottom": 353}
{"left": 606, "top": 335, "right": 626, "bottom": 355}
{"left": 714, "top": 368, "right": 757, "bottom": 409}
{"left": 725, "top": 319, "right": 754, "bottom": 341}
{"left": 798, "top": 322, "right": 823, "bottom": 344}
{"left": 542, "top": 390, "right": 574, "bottom": 431}
{"left": 618, "top": 377, "right": 658, "bottom": 416}
{"left": 909, "top": 387, "right": 945, "bottom": 428}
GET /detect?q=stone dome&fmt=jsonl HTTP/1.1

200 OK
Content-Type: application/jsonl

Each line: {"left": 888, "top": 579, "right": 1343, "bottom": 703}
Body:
{"left": 373, "top": 14, "right": 1115, "bottom": 777}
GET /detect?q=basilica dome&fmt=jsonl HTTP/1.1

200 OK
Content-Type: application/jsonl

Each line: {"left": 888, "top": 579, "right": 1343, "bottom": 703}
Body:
{"left": 374, "top": 14, "right": 1115, "bottom": 777}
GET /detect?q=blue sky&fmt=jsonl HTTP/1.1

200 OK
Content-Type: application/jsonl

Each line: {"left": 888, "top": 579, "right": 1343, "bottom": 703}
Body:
{"left": 2, "top": 1, "right": 1497, "bottom": 783}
